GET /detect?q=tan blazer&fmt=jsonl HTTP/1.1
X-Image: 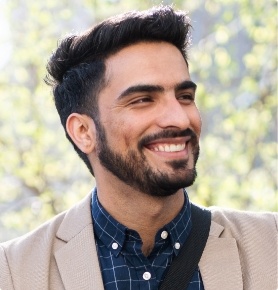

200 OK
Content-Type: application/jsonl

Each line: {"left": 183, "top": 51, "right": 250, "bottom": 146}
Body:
{"left": 0, "top": 193, "right": 277, "bottom": 290}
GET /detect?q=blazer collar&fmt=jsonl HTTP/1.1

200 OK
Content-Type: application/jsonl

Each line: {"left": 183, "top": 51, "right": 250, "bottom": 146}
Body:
{"left": 199, "top": 220, "right": 243, "bottom": 290}
{"left": 54, "top": 193, "right": 104, "bottom": 290}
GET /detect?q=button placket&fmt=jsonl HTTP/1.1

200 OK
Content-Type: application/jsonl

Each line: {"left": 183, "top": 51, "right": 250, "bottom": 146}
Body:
{"left": 174, "top": 242, "right": 181, "bottom": 250}
{"left": 143, "top": 271, "right": 151, "bottom": 280}
{"left": 161, "top": 230, "right": 168, "bottom": 239}
{"left": 112, "top": 242, "right": 118, "bottom": 250}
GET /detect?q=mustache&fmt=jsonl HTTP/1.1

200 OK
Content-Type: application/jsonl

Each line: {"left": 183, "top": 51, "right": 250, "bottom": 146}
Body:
{"left": 138, "top": 128, "right": 198, "bottom": 149}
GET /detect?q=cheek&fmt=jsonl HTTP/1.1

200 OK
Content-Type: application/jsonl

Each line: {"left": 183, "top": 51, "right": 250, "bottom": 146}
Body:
{"left": 102, "top": 115, "right": 140, "bottom": 149}
{"left": 190, "top": 107, "right": 202, "bottom": 137}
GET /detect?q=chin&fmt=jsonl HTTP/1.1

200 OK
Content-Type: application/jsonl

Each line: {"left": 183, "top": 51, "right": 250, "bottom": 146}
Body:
{"left": 137, "top": 168, "right": 197, "bottom": 198}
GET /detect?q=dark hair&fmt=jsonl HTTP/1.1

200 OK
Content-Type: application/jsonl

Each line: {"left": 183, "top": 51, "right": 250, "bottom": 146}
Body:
{"left": 45, "top": 5, "right": 192, "bottom": 176}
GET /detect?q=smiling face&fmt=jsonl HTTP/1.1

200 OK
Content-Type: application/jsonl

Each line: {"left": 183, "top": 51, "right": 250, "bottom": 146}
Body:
{"left": 94, "top": 41, "right": 202, "bottom": 196}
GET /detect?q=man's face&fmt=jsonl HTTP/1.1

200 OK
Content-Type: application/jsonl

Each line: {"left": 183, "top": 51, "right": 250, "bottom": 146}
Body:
{"left": 95, "top": 41, "right": 202, "bottom": 197}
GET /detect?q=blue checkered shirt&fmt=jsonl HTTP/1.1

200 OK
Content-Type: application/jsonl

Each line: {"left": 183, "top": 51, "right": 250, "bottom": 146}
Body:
{"left": 91, "top": 189, "right": 205, "bottom": 290}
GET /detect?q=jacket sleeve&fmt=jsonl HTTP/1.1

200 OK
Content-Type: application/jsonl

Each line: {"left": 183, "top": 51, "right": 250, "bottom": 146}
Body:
{"left": 0, "top": 245, "right": 14, "bottom": 290}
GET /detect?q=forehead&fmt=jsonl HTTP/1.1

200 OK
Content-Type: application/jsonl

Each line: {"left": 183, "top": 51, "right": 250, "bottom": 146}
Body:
{"left": 103, "top": 41, "right": 190, "bottom": 90}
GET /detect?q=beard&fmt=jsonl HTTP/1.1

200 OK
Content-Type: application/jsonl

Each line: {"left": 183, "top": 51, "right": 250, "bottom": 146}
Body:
{"left": 95, "top": 123, "right": 199, "bottom": 197}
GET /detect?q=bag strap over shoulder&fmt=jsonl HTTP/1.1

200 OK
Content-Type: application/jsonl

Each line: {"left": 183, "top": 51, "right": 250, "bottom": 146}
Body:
{"left": 159, "top": 204, "right": 211, "bottom": 290}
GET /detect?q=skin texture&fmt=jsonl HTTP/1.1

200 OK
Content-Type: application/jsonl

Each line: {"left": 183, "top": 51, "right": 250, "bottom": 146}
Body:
{"left": 66, "top": 41, "right": 202, "bottom": 256}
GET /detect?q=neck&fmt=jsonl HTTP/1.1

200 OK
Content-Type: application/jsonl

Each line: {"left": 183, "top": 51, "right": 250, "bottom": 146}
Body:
{"left": 95, "top": 170, "right": 185, "bottom": 256}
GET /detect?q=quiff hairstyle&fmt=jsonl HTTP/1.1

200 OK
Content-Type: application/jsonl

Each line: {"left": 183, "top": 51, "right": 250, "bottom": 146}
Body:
{"left": 45, "top": 5, "right": 192, "bottom": 175}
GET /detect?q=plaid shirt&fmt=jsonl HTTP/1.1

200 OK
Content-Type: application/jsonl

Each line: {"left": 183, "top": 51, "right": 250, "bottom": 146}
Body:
{"left": 92, "top": 189, "right": 204, "bottom": 290}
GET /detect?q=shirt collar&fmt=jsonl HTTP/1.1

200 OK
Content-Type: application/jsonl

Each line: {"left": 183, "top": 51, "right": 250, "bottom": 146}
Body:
{"left": 92, "top": 188, "right": 126, "bottom": 257}
{"left": 91, "top": 188, "right": 192, "bottom": 257}
{"left": 163, "top": 189, "right": 192, "bottom": 255}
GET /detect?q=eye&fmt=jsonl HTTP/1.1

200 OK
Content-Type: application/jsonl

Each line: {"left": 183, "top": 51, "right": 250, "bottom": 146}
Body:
{"left": 129, "top": 96, "right": 153, "bottom": 105}
{"left": 177, "top": 93, "right": 195, "bottom": 103}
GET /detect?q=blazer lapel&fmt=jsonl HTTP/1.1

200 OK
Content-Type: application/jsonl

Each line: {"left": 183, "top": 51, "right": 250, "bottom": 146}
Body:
{"left": 54, "top": 193, "right": 104, "bottom": 290}
{"left": 199, "top": 221, "right": 243, "bottom": 290}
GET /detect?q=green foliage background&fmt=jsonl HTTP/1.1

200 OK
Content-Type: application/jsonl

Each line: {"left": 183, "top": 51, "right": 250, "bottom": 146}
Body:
{"left": 0, "top": 0, "right": 277, "bottom": 242}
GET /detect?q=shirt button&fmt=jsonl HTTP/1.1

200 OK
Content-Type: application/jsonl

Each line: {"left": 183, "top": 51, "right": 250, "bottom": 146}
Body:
{"left": 112, "top": 242, "right": 118, "bottom": 250}
{"left": 143, "top": 272, "right": 151, "bottom": 280}
{"left": 161, "top": 230, "right": 168, "bottom": 239}
{"left": 174, "top": 242, "right": 181, "bottom": 250}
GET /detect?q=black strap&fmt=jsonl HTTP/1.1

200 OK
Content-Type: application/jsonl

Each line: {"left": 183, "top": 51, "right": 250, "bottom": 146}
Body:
{"left": 159, "top": 204, "right": 211, "bottom": 290}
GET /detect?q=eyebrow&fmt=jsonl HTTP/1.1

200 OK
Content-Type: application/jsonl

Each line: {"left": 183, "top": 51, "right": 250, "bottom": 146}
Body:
{"left": 117, "top": 80, "right": 197, "bottom": 101}
{"left": 117, "top": 85, "right": 164, "bottom": 100}
{"left": 175, "top": 80, "right": 197, "bottom": 92}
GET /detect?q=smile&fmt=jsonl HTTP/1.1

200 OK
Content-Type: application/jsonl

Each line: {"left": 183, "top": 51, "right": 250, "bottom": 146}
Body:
{"left": 152, "top": 143, "right": 185, "bottom": 152}
{"left": 145, "top": 136, "right": 191, "bottom": 156}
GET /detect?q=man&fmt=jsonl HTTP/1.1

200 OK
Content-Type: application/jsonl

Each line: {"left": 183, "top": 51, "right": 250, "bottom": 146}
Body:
{"left": 0, "top": 5, "right": 277, "bottom": 290}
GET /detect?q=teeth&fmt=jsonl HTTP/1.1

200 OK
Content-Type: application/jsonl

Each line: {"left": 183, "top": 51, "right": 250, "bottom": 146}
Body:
{"left": 177, "top": 144, "right": 185, "bottom": 151}
{"left": 165, "top": 145, "right": 170, "bottom": 152}
{"left": 170, "top": 144, "right": 176, "bottom": 151}
{"left": 153, "top": 143, "right": 185, "bottom": 152}
{"left": 158, "top": 145, "right": 165, "bottom": 151}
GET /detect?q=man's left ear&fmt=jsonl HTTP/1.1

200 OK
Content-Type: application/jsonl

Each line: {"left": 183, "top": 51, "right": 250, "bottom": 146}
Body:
{"left": 66, "top": 113, "right": 96, "bottom": 154}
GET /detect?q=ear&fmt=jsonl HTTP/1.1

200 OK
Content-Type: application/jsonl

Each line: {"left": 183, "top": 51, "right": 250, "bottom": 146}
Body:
{"left": 66, "top": 113, "right": 96, "bottom": 154}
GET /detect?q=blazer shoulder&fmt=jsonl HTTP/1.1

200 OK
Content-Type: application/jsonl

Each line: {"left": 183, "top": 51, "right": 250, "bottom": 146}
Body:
{"left": 0, "top": 193, "right": 93, "bottom": 289}
{"left": 0, "top": 244, "right": 14, "bottom": 289}
{"left": 209, "top": 206, "right": 277, "bottom": 271}
{"left": 210, "top": 206, "right": 278, "bottom": 236}
{"left": 1, "top": 210, "right": 67, "bottom": 249}
{"left": 1, "top": 192, "right": 92, "bottom": 250}
{"left": 209, "top": 207, "right": 277, "bottom": 289}
{"left": 0, "top": 211, "right": 67, "bottom": 290}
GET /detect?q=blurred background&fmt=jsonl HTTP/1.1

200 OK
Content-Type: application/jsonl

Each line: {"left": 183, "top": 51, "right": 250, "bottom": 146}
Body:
{"left": 0, "top": 0, "right": 277, "bottom": 242}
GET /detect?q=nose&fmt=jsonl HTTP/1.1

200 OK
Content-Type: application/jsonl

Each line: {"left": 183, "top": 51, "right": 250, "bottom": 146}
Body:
{"left": 155, "top": 96, "right": 191, "bottom": 129}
